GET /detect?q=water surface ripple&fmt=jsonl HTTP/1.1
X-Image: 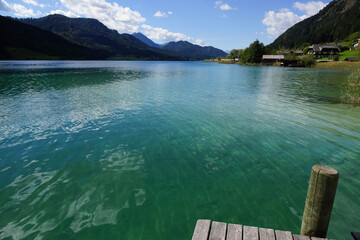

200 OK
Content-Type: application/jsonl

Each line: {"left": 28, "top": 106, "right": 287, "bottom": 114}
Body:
{"left": 0, "top": 61, "right": 359, "bottom": 240}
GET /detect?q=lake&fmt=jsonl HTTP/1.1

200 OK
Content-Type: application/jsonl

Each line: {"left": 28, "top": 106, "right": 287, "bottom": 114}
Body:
{"left": 0, "top": 61, "right": 359, "bottom": 240}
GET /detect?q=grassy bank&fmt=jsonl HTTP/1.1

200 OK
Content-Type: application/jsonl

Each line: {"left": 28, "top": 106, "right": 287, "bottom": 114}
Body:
{"left": 315, "top": 61, "right": 360, "bottom": 71}
{"left": 341, "top": 70, "right": 360, "bottom": 106}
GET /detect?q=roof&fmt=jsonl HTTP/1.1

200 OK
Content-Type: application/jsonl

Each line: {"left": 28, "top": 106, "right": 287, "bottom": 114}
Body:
{"left": 281, "top": 50, "right": 303, "bottom": 54}
{"left": 262, "top": 55, "right": 284, "bottom": 60}
{"left": 308, "top": 44, "right": 340, "bottom": 52}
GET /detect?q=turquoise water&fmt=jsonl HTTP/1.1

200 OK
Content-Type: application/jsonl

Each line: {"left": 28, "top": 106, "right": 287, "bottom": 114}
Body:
{"left": 0, "top": 61, "right": 359, "bottom": 240}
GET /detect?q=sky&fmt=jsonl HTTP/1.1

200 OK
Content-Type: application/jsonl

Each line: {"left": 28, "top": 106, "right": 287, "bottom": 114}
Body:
{"left": 0, "top": 0, "right": 330, "bottom": 51}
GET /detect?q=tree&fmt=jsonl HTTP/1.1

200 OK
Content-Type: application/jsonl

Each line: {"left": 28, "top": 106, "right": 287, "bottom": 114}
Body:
{"left": 229, "top": 49, "right": 243, "bottom": 59}
{"left": 240, "top": 40, "right": 265, "bottom": 63}
{"left": 284, "top": 53, "right": 299, "bottom": 61}
{"left": 356, "top": 49, "right": 360, "bottom": 60}
{"left": 300, "top": 54, "right": 316, "bottom": 67}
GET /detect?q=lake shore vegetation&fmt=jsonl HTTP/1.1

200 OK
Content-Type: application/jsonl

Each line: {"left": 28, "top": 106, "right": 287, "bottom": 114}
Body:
{"left": 341, "top": 70, "right": 360, "bottom": 106}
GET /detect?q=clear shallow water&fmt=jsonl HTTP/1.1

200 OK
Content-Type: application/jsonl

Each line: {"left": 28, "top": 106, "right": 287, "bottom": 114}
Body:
{"left": 0, "top": 61, "right": 359, "bottom": 240}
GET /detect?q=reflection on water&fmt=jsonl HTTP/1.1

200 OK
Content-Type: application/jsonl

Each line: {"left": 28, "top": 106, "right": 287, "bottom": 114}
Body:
{"left": 0, "top": 61, "right": 359, "bottom": 240}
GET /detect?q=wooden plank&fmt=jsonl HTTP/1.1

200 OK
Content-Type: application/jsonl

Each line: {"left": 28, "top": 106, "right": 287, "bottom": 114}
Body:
{"left": 192, "top": 219, "right": 211, "bottom": 240}
{"left": 293, "top": 235, "right": 311, "bottom": 240}
{"left": 209, "top": 221, "right": 227, "bottom": 240}
{"left": 259, "top": 228, "right": 275, "bottom": 240}
{"left": 275, "top": 230, "right": 293, "bottom": 240}
{"left": 227, "top": 224, "right": 243, "bottom": 240}
{"left": 244, "top": 226, "right": 258, "bottom": 240}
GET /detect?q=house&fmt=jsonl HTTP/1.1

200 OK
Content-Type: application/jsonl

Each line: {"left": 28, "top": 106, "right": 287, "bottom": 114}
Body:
{"left": 278, "top": 50, "right": 303, "bottom": 56}
{"left": 307, "top": 43, "right": 340, "bottom": 58}
{"left": 262, "top": 55, "right": 284, "bottom": 64}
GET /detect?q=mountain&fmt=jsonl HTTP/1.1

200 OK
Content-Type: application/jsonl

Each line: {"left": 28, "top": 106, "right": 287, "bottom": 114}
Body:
{"left": 161, "top": 41, "right": 227, "bottom": 60}
{"left": 0, "top": 15, "right": 108, "bottom": 60}
{"left": 132, "top": 32, "right": 227, "bottom": 60}
{"left": 132, "top": 32, "right": 162, "bottom": 48}
{"left": 20, "top": 14, "right": 179, "bottom": 60}
{"left": 270, "top": 0, "right": 360, "bottom": 49}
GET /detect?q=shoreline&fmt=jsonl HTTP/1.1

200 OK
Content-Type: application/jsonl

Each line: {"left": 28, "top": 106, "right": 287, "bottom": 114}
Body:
{"left": 314, "top": 61, "right": 360, "bottom": 71}
{"left": 210, "top": 60, "right": 360, "bottom": 71}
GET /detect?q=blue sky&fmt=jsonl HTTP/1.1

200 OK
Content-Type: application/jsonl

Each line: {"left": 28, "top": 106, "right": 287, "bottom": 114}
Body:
{"left": 0, "top": 0, "right": 330, "bottom": 51}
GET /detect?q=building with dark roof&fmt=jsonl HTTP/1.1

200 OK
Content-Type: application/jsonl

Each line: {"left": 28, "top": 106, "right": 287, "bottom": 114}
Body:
{"left": 261, "top": 55, "right": 284, "bottom": 64}
{"left": 307, "top": 43, "right": 340, "bottom": 59}
{"left": 278, "top": 50, "right": 303, "bottom": 55}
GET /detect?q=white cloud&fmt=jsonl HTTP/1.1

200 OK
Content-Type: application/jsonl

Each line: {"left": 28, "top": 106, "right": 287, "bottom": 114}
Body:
{"left": 141, "top": 24, "right": 192, "bottom": 42}
{"left": 60, "top": 0, "right": 146, "bottom": 32}
{"left": 194, "top": 39, "right": 205, "bottom": 46}
{"left": 215, "top": 1, "right": 236, "bottom": 11}
{"left": 22, "top": 0, "right": 45, "bottom": 8}
{"left": 262, "top": 8, "right": 306, "bottom": 38}
{"left": 220, "top": 4, "right": 233, "bottom": 10}
{"left": 262, "top": 1, "right": 327, "bottom": 38}
{"left": 141, "top": 24, "right": 206, "bottom": 46}
{"left": 50, "top": 9, "right": 79, "bottom": 17}
{"left": 0, "top": 0, "right": 11, "bottom": 12}
{"left": 154, "top": 10, "right": 173, "bottom": 18}
{"left": 57, "top": 0, "right": 202, "bottom": 47}
{"left": 294, "top": 1, "right": 327, "bottom": 16}
{"left": 12, "top": 3, "right": 37, "bottom": 17}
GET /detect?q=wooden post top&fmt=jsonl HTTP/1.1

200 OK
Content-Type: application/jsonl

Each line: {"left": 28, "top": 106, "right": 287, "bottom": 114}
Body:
{"left": 312, "top": 165, "right": 338, "bottom": 178}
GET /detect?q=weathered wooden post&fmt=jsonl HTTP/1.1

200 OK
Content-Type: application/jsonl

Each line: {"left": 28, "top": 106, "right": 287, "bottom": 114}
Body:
{"left": 301, "top": 165, "right": 339, "bottom": 238}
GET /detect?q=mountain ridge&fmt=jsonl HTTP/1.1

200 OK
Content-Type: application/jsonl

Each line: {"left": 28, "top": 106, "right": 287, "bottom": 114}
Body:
{"left": 20, "top": 14, "right": 180, "bottom": 60}
{"left": 132, "top": 32, "right": 162, "bottom": 48}
{"left": 0, "top": 15, "right": 108, "bottom": 60}
{"left": 2, "top": 14, "right": 228, "bottom": 60}
{"left": 161, "top": 41, "right": 227, "bottom": 59}
{"left": 269, "top": 0, "right": 360, "bottom": 49}
{"left": 132, "top": 32, "right": 227, "bottom": 60}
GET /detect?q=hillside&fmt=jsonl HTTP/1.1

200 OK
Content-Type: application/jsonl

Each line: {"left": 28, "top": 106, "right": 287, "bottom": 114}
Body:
{"left": 132, "top": 32, "right": 162, "bottom": 48}
{"left": 162, "top": 41, "right": 227, "bottom": 60}
{"left": 20, "top": 14, "right": 178, "bottom": 60}
{"left": 0, "top": 15, "right": 108, "bottom": 60}
{"left": 270, "top": 0, "right": 360, "bottom": 49}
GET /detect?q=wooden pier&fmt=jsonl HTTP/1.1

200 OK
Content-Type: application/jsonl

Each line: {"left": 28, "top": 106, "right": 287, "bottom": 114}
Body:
{"left": 192, "top": 220, "right": 335, "bottom": 240}
{"left": 192, "top": 165, "right": 339, "bottom": 240}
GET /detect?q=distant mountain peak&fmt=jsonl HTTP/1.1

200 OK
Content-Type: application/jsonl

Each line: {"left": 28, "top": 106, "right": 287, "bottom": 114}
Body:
{"left": 161, "top": 40, "right": 227, "bottom": 59}
{"left": 132, "top": 32, "right": 162, "bottom": 48}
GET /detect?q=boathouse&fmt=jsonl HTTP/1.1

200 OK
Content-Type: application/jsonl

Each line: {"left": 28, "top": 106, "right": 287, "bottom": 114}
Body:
{"left": 261, "top": 55, "right": 284, "bottom": 64}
